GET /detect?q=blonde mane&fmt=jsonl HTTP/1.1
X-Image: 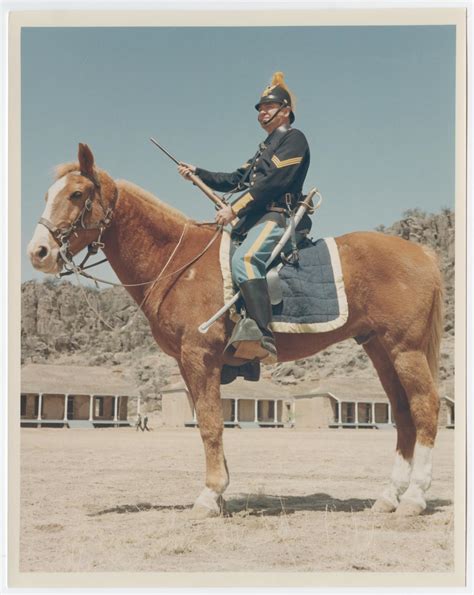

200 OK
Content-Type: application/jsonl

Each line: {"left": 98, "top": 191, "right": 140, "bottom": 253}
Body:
{"left": 54, "top": 162, "right": 82, "bottom": 179}
{"left": 116, "top": 179, "right": 189, "bottom": 225}
{"left": 53, "top": 163, "right": 189, "bottom": 226}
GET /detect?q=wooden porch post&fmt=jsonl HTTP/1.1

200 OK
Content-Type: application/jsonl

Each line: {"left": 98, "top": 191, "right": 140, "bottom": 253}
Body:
{"left": 371, "top": 402, "right": 375, "bottom": 425}
{"left": 234, "top": 399, "right": 239, "bottom": 423}
{"left": 37, "top": 393, "right": 43, "bottom": 421}
{"left": 63, "top": 394, "right": 68, "bottom": 422}
{"left": 254, "top": 399, "right": 259, "bottom": 423}
{"left": 89, "top": 395, "right": 94, "bottom": 421}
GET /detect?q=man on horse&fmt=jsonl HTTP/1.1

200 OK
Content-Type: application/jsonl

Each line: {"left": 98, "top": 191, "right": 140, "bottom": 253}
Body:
{"left": 178, "top": 72, "right": 311, "bottom": 363}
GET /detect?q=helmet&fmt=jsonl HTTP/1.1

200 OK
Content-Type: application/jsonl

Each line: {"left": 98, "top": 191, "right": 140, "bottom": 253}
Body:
{"left": 255, "top": 71, "right": 295, "bottom": 124}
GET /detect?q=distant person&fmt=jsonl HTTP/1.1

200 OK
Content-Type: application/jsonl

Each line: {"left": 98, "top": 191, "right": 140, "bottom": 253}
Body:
{"left": 135, "top": 413, "right": 143, "bottom": 431}
{"left": 143, "top": 415, "right": 151, "bottom": 432}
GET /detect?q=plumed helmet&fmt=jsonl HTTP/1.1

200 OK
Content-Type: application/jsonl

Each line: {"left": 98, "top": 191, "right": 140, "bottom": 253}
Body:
{"left": 255, "top": 71, "right": 295, "bottom": 124}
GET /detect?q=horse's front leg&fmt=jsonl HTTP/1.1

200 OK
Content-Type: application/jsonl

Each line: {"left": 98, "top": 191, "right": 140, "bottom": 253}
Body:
{"left": 178, "top": 350, "right": 229, "bottom": 519}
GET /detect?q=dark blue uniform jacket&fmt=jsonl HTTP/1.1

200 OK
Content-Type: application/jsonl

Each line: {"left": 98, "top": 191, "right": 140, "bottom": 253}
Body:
{"left": 196, "top": 125, "right": 310, "bottom": 228}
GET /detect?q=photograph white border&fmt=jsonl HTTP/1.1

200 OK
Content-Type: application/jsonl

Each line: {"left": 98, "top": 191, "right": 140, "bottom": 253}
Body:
{"left": 3, "top": 2, "right": 469, "bottom": 591}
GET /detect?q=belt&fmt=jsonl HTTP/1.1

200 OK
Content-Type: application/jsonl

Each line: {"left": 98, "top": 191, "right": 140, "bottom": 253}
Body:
{"left": 266, "top": 192, "right": 303, "bottom": 214}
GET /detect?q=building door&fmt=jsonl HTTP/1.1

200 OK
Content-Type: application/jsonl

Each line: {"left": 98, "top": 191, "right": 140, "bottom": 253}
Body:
{"left": 67, "top": 396, "right": 75, "bottom": 420}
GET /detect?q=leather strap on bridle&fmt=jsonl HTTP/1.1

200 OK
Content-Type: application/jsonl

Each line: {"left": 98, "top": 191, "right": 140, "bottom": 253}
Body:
{"left": 39, "top": 172, "right": 116, "bottom": 271}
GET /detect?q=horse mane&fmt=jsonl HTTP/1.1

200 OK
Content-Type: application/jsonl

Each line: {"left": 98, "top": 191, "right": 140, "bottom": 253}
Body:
{"left": 54, "top": 162, "right": 82, "bottom": 179}
{"left": 53, "top": 163, "right": 189, "bottom": 226}
{"left": 116, "top": 179, "right": 189, "bottom": 224}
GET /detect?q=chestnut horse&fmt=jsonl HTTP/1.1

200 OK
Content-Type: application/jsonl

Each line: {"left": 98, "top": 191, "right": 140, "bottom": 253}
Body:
{"left": 28, "top": 144, "right": 443, "bottom": 518}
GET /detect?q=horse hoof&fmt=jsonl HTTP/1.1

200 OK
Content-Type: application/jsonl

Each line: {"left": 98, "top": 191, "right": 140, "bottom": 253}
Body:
{"left": 395, "top": 498, "right": 425, "bottom": 516}
{"left": 372, "top": 497, "right": 396, "bottom": 513}
{"left": 189, "top": 495, "right": 226, "bottom": 519}
{"left": 189, "top": 503, "right": 221, "bottom": 519}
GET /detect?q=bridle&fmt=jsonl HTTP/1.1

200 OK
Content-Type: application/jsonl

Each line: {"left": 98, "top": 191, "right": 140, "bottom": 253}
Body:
{"left": 39, "top": 171, "right": 116, "bottom": 274}
{"left": 36, "top": 169, "right": 223, "bottom": 330}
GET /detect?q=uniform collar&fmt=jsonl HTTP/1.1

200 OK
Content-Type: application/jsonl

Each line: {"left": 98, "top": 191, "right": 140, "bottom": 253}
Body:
{"left": 265, "top": 123, "right": 291, "bottom": 143}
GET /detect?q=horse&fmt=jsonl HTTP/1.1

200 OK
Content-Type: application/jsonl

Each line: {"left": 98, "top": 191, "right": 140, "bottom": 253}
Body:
{"left": 27, "top": 143, "right": 444, "bottom": 518}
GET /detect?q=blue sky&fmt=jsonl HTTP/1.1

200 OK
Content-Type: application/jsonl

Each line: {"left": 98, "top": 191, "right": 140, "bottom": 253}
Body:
{"left": 21, "top": 25, "right": 456, "bottom": 282}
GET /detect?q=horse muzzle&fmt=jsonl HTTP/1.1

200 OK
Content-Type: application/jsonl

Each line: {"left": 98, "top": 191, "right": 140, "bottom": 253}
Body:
{"left": 27, "top": 227, "right": 63, "bottom": 274}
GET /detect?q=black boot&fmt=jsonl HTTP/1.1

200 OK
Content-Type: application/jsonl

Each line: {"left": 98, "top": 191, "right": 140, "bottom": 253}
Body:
{"left": 231, "top": 279, "right": 277, "bottom": 363}
{"left": 220, "top": 360, "right": 261, "bottom": 385}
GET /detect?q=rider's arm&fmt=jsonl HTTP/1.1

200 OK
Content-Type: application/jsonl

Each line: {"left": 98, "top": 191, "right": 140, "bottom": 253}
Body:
{"left": 231, "top": 130, "right": 310, "bottom": 218}
{"left": 195, "top": 160, "right": 252, "bottom": 193}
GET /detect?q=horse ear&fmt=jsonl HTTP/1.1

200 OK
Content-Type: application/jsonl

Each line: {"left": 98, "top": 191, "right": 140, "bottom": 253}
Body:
{"left": 78, "top": 143, "right": 95, "bottom": 178}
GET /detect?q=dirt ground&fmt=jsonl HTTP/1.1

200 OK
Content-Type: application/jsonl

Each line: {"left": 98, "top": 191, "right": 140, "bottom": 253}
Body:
{"left": 20, "top": 426, "right": 454, "bottom": 574}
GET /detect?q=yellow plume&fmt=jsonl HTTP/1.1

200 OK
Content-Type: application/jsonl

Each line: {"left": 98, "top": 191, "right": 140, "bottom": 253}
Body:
{"left": 270, "top": 71, "right": 287, "bottom": 90}
{"left": 268, "top": 71, "right": 296, "bottom": 111}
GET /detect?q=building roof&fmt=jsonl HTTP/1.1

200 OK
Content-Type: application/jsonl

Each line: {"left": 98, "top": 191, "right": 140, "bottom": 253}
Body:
{"left": 161, "top": 375, "right": 386, "bottom": 402}
{"left": 299, "top": 377, "right": 385, "bottom": 401}
{"left": 21, "top": 364, "right": 139, "bottom": 396}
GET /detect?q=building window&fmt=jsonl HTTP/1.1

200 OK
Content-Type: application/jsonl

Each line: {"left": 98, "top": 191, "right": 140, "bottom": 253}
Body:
{"left": 358, "top": 403, "right": 371, "bottom": 424}
{"left": 21, "top": 394, "right": 27, "bottom": 417}
{"left": 34, "top": 395, "right": 39, "bottom": 417}
{"left": 95, "top": 397, "right": 104, "bottom": 417}
{"left": 342, "top": 402, "right": 354, "bottom": 423}
{"left": 268, "top": 401, "right": 275, "bottom": 420}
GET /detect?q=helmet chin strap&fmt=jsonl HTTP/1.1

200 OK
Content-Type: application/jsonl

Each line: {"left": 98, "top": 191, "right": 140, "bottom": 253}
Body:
{"left": 260, "top": 102, "right": 287, "bottom": 126}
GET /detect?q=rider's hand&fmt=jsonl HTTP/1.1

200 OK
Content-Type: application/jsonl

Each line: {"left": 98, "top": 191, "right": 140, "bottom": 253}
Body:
{"left": 215, "top": 204, "right": 236, "bottom": 226}
{"left": 178, "top": 162, "right": 196, "bottom": 179}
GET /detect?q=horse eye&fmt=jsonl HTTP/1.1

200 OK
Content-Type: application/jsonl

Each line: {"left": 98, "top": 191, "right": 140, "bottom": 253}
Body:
{"left": 71, "top": 191, "right": 83, "bottom": 200}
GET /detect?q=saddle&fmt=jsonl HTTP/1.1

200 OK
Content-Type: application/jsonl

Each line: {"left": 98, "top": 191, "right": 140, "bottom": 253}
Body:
{"left": 220, "top": 232, "right": 349, "bottom": 334}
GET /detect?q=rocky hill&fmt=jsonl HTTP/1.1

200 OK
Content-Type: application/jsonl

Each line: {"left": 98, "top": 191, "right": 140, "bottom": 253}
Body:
{"left": 21, "top": 208, "right": 455, "bottom": 405}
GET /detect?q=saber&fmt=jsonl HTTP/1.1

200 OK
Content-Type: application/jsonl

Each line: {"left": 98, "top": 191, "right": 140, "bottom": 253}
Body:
{"left": 150, "top": 137, "right": 228, "bottom": 209}
{"left": 198, "top": 188, "right": 322, "bottom": 334}
{"left": 150, "top": 137, "right": 180, "bottom": 165}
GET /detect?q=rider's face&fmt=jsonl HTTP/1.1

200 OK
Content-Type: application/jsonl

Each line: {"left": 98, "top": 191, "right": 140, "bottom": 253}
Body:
{"left": 258, "top": 102, "right": 291, "bottom": 132}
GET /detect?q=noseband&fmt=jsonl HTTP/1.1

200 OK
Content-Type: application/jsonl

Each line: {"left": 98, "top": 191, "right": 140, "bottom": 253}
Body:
{"left": 39, "top": 171, "right": 116, "bottom": 273}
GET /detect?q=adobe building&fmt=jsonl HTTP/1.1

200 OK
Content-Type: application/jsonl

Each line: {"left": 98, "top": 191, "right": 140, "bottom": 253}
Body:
{"left": 21, "top": 364, "right": 140, "bottom": 428}
{"left": 161, "top": 376, "right": 455, "bottom": 430}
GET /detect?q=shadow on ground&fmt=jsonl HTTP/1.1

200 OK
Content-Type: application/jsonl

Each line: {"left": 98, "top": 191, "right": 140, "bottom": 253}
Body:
{"left": 89, "top": 495, "right": 452, "bottom": 517}
{"left": 89, "top": 503, "right": 192, "bottom": 516}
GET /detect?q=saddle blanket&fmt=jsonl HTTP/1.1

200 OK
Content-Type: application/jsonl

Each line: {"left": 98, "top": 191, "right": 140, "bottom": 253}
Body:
{"left": 219, "top": 232, "right": 349, "bottom": 334}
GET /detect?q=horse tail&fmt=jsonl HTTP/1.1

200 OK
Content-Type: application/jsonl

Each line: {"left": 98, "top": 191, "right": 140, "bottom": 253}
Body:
{"left": 422, "top": 246, "right": 444, "bottom": 382}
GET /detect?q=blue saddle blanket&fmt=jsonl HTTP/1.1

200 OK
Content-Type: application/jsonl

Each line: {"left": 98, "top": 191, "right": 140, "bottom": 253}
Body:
{"left": 219, "top": 234, "right": 349, "bottom": 334}
{"left": 268, "top": 238, "right": 348, "bottom": 333}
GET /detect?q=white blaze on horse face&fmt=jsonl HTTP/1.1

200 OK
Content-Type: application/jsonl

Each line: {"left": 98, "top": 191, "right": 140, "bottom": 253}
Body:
{"left": 27, "top": 175, "right": 68, "bottom": 272}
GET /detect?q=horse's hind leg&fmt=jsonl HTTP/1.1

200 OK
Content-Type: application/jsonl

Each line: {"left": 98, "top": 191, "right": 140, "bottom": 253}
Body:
{"left": 389, "top": 349, "right": 440, "bottom": 515}
{"left": 363, "top": 338, "right": 416, "bottom": 512}
{"left": 178, "top": 350, "right": 229, "bottom": 519}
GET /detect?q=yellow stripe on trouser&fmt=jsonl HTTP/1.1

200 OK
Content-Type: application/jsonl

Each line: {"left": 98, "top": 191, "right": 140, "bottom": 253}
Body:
{"left": 243, "top": 221, "right": 277, "bottom": 280}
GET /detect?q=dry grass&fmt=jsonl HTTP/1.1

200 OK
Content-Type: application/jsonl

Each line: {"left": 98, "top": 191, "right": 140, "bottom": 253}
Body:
{"left": 20, "top": 427, "right": 455, "bottom": 573}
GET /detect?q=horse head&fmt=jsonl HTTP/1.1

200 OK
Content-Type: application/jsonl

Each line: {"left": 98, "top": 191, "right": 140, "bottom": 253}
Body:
{"left": 28, "top": 143, "right": 117, "bottom": 275}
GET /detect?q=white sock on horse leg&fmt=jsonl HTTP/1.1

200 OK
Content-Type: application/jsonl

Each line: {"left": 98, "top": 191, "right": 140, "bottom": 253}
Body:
{"left": 194, "top": 486, "right": 221, "bottom": 512}
{"left": 382, "top": 451, "right": 413, "bottom": 508}
{"left": 399, "top": 442, "right": 433, "bottom": 510}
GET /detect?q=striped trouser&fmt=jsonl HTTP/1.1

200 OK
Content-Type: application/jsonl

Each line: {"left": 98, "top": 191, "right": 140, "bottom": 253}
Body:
{"left": 231, "top": 214, "right": 301, "bottom": 285}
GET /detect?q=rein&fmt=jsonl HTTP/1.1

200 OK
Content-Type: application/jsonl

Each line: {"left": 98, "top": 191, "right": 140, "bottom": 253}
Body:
{"left": 65, "top": 222, "right": 222, "bottom": 331}
{"left": 41, "top": 176, "right": 222, "bottom": 330}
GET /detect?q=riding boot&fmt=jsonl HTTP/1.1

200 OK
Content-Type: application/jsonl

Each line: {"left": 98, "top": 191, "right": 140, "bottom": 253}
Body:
{"left": 236, "top": 278, "right": 277, "bottom": 364}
